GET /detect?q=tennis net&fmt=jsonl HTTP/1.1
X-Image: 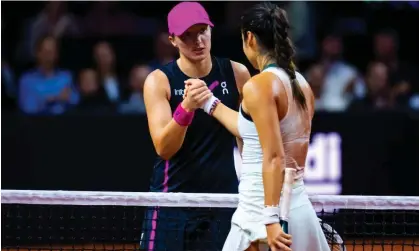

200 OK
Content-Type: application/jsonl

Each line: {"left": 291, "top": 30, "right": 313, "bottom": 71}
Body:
{"left": 2, "top": 190, "right": 419, "bottom": 251}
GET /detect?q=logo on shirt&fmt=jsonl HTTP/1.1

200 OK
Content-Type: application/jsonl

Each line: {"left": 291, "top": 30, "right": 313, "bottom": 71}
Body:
{"left": 221, "top": 81, "right": 229, "bottom": 95}
{"left": 173, "top": 80, "right": 229, "bottom": 96}
{"left": 208, "top": 81, "right": 229, "bottom": 95}
{"left": 174, "top": 89, "right": 185, "bottom": 96}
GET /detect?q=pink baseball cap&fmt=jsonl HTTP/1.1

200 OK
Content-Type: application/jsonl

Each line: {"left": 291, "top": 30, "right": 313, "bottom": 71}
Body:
{"left": 168, "top": 2, "right": 214, "bottom": 36}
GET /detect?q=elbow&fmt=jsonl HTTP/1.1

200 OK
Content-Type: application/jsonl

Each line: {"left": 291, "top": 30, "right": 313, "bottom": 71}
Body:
{"left": 154, "top": 140, "right": 176, "bottom": 160}
{"left": 263, "top": 154, "right": 285, "bottom": 171}
{"left": 155, "top": 149, "right": 173, "bottom": 160}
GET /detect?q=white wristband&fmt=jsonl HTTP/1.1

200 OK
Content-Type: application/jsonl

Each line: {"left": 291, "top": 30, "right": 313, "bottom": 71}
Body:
{"left": 261, "top": 206, "right": 280, "bottom": 225}
{"left": 201, "top": 95, "right": 220, "bottom": 114}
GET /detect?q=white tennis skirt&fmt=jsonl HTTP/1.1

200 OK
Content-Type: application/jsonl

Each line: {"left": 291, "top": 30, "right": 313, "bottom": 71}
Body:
{"left": 222, "top": 181, "right": 331, "bottom": 251}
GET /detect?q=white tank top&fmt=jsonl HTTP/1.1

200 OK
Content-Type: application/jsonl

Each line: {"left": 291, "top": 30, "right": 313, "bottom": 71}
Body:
{"left": 235, "top": 66, "right": 311, "bottom": 218}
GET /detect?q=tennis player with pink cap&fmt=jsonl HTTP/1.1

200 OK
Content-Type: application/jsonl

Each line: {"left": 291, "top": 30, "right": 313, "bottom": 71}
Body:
{"left": 140, "top": 2, "right": 251, "bottom": 250}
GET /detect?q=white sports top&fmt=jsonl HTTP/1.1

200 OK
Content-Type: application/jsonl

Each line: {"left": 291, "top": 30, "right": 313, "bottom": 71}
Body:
{"left": 235, "top": 66, "right": 312, "bottom": 221}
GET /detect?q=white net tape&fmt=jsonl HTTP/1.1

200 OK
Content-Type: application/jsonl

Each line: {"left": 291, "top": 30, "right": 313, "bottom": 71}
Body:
{"left": 2, "top": 190, "right": 419, "bottom": 211}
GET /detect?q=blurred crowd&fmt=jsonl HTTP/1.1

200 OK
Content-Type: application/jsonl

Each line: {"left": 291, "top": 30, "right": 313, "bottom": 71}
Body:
{"left": 2, "top": 1, "right": 419, "bottom": 116}
{"left": 3, "top": 34, "right": 176, "bottom": 115}
{"left": 307, "top": 30, "right": 419, "bottom": 112}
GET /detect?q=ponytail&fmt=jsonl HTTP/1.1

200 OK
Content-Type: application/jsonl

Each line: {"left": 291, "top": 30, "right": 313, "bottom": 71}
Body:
{"left": 271, "top": 8, "right": 307, "bottom": 110}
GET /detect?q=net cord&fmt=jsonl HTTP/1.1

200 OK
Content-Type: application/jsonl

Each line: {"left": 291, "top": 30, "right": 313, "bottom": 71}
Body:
{"left": 2, "top": 190, "right": 419, "bottom": 211}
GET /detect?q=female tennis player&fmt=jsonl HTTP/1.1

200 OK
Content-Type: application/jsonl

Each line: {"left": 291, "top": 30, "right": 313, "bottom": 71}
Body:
{"left": 184, "top": 3, "right": 330, "bottom": 251}
{"left": 140, "top": 2, "right": 251, "bottom": 251}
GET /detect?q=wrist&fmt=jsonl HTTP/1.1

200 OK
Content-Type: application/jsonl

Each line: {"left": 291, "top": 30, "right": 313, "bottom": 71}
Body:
{"left": 262, "top": 206, "right": 280, "bottom": 225}
{"left": 201, "top": 96, "right": 220, "bottom": 114}
{"left": 174, "top": 102, "right": 195, "bottom": 126}
{"left": 181, "top": 100, "right": 194, "bottom": 112}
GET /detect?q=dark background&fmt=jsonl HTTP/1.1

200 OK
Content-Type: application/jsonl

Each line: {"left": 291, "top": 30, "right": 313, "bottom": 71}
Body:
{"left": 2, "top": 111, "right": 419, "bottom": 195}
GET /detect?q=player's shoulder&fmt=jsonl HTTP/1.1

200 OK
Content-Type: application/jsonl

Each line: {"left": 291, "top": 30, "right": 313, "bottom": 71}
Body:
{"left": 226, "top": 59, "right": 251, "bottom": 90}
{"left": 144, "top": 69, "right": 170, "bottom": 93}
{"left": 243, "top": 72, "right": 278, "bottom": 98}
{"left": 146, "top": 69, "right": 168, "bottom": 82}
{"left": 230, "top": 60, "right": 249, "bottom": 75}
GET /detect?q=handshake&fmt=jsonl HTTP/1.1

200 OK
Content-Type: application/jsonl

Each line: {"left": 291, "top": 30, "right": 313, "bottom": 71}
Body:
{"left": 182, "top": 79, "right": 220, "bottom": 115}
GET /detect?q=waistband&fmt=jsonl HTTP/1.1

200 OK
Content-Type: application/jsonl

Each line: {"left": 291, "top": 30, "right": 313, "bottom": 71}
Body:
{"left": 293, "top": 178, "right": 304, "bottom": 188}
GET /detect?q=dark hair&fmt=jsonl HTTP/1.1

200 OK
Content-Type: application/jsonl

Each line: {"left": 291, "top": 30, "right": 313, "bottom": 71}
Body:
{"left": 241, "top": 2, "right": 306, "bottom": 109}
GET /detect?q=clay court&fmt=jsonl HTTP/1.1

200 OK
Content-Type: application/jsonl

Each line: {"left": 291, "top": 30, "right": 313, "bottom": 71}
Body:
{"left": 3, "top": 239, "right": 418, "bottom": 251}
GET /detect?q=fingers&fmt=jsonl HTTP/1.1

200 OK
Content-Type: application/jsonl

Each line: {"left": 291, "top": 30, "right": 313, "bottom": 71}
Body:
{"left": 271, "top": 241, "right": 291, "bottom": 251}
{"left": 196, "top": 91, "right": 213, "bottom": 104}
{"left": 183, "top": 86, "right": 189, "bottom": 99}
{"left": 183, "top": 79, "right": 213, "bottom": 109}
{"left": 188, "top": 85, "right": 209, "bottom": 98}
{"left": 193, "top": 89, "right": 212, "bottom": 104}
{"left": 278, "top": 235, "right": 292, "bottom": 247}
{"left": 281, "top": 232, "right": 292, "bottom": 241}
{"left": 278, "top": 242, "right": 292, "bottom": 251}
{"left": 269, "top": 234, "right": 292, "bottom": 251}
{"left": 184, "top": 79, "right": 205, "bottom": 90}
{"left": 278, "top": 232, "right": 292, "bottom": 247}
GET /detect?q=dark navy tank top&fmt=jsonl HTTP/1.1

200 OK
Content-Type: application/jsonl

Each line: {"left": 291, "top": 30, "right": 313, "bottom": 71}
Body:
{"left": 150, "top": 57, "right": 240, "bottom": 194}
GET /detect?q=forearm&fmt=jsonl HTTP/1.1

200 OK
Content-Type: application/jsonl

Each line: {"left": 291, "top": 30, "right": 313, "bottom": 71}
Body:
{"left": 211, "top": 103, "right": 240, "bottom": 138}
{"left": 154, "top": 119, "right": 189, "bottom": 160}
{"left": 263, "top": 157, "right": 285, "bottom": 206}
{"left": 153, "top": 101, "right": 195, "bottom": 160}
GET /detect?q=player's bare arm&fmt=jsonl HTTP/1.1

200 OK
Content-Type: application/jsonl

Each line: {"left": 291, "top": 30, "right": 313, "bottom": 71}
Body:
{"left": 242, "top": 72, "right": 287, "bottom": 211}
{"left": 144, "top": 70, "right": 210, "bottom": 160}
{"left": 243, "top": 72, "right": 291, "bottom": 251}
{"left": 183, "top": 79, "right": 240, "bottom": 138}
{"left": 183, "top": 62, "right": 250, "bottom": 139}
{"left": 232, "top": 60, "right": 251, "bottom": 155}
{"left": 144, "top": 70, "right": 186, "bottom": 160}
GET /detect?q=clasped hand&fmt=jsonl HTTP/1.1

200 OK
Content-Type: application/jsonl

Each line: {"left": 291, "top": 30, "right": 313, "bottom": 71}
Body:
{"left": 181, "top": 79, "right": 213, "bottom": 111}
{"left": 266, "top": 223, "right": 292, "bottom": 251}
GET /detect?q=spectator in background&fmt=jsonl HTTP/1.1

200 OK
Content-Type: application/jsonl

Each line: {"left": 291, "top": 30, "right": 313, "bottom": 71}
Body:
{"left": 93, "top": 41, "right": 125, "bottom": 104}
{"left": 18, "top": 35, "right": 79, "bottom": 115}
{"left": 306, "top": 64, "right": 326, "bottom": 111}
{"left": 148, "top": 32, "right": 177, "bottom": 71}
{"left": 77, "top": 68, "right": 111, "bottom": 113}
{"left": 349, "top": 62, "right": 394, "bottom": 110}
{"left": 18, "top": 1, "right": 79, "bottom": 63}
{"left": 373, "top": 29, "right": 419, "bottom": 107}
{"left": 308, "top": 33, "right": 360, "bottom": 112}
{"left": 119, "top": 65, "right": 150, "bottom": 114}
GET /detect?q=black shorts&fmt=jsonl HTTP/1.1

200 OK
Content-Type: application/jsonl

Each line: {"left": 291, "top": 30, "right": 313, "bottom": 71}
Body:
{"left": 140, "top": 206, "right": 234, "bottom": 251}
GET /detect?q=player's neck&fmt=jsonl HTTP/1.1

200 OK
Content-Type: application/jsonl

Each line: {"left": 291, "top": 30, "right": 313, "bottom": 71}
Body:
{"left": 177, "top": 54, "right": 212, "bottom": 79}
{"left": 256, "top": 56, "right": 275, "bottom": 72}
